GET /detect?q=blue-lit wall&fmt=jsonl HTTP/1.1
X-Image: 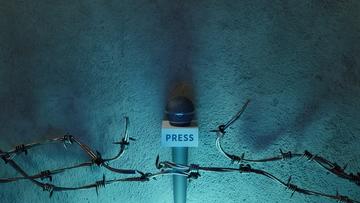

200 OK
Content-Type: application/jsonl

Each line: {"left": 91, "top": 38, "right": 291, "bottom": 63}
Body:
{"left": 1, "top": 0, "right": 360, "bottom": 202}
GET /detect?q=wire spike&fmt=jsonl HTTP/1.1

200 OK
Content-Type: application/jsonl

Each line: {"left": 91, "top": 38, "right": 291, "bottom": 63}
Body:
{"left": 287, "top": 176, "right": 292, "bottom": 184}
{"left": 63, "top": 134, "right": 73, "bottom": 149}
{"left": 241, "top": 153, "right": 245, "bottom": 161}
{"left": 95, "top": 174, "right": 106, "bottom": 196}
{"left": 155, "top": 155, "right": 161, "bottom": 169}
{"left": 343, "top": 163, "right": 348, "bottom": 171}
{"left": 43, "top": 183, "right": 54, "bottom": 198}
{"left": 290, "top": 190, "right": 296, "bottom": 198}
{"left": 303, "top": 150, "right": 315, "bottom": 161}
{"left": 285, "top": 176, "right": 299, "bottom": 198}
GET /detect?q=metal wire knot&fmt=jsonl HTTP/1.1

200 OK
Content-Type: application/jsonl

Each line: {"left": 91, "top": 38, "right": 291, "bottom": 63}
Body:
{"left": 40, "top": 170, "right": 52, "bottom": 181}
{"left": 1, "top": 152, "right": 11, "bottom": 164}
{"left": 188, "top": 171, "right": 201, "bottom": 180}
{"left": 189, "top": 164, "right": 200, "bottom": 173}
{"left": 93, "top": 151, "right": 105, "bottom": 166}
{"left": 239, "top": 164, "right": 252, "bottom": 173}
{"left": 63, "top": 134, "right": 74, "bottom": 144}
{"left": 303, "top": 150, "right": 316, "bottom": 161}
{"left": 279, "top": 149, "right": 292, "bottom": 160}
{"left": 218, "top": 125, "right": 226, "bottom": 134}
{"left": 15, "top": 144, "right": 27, "bottom": 155}
{"left": 230, "top": 153, "right": 245, "bottom": 164}
{"left": 155, "top": 155, "right": 165, "bottom": 170}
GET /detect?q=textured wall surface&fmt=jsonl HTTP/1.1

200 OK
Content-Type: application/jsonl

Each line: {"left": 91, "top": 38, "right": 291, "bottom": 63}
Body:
{"left": 1, "top": 0, "right": 360, "bottom": 202}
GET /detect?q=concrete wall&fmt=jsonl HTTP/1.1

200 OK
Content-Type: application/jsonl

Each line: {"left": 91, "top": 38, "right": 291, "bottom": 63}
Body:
{"left": 0, "top": 0, "right": 359, "bottom": 202}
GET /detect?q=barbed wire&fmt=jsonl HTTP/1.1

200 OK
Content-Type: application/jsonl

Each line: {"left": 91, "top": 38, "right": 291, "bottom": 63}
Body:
{"left": 155, "top": 156, "right": 360, "bottom": 203}
{"left": 0, "top": 107, "right": 359, "bottom": 202}
{"left": 0, "top": 117, "right": 139, "bottom": 193}
{"left": 210, "top": 100, "right": 360, "bottom": 187}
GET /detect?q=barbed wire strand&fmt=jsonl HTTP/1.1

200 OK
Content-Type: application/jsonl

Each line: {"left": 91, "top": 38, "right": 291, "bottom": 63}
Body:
{"left": 211, "top": 100, "right": 360, "bottom": 187}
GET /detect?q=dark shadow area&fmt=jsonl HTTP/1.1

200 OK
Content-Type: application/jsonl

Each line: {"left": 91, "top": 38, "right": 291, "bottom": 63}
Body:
{"left": 237, "top": 0, "right": 360, "bottom": 151}
{"left": 155, "top": 1, "right": 195, "bottom": 105}
{"left": 0, "top": 2, "right": 93, "bottom": 146}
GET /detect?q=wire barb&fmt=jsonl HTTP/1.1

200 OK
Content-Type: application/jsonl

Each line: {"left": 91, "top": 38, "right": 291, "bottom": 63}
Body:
{"left": 136, "top": 171, "right": 153, "bottom": 181}
{"left": 303, "top": 150, "right": 316, "bottom": 161}
{"left": 95, "top": 174, "right": 106, "bottom": 196}
{"left": 63, "top": 134, "right": 73, "bottom": 143}
{"left": 62, "top": 134, "right": 74, "bottom": 149}
{"left": 285, "top": 176, "right": 298, "bottom": 198}
{"left": 40, "top": 170, "right": 53, "bottom": 181}
{"left": 42, "top": 183, "right": 54, "bottom": 198}
{"left": 113, "top": 137, "right": 130, "bottom": 146}
{"left": 279, "top": 149, "right": 292, "bottom": 160}
{"left": 15, "top": 144, "right": 28, "bottom": 155}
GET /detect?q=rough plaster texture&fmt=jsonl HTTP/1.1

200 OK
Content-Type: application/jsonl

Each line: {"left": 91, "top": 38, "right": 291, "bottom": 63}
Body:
{"left": 0, "top": 0, "right": 360, "bottom": 203}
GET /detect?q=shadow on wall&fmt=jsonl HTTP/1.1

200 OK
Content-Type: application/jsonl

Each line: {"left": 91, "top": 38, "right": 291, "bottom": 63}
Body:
{"left": 0, "top": 67, "right": 90, "bottom": 147}
{"left": 0, "top": 2, "right": 114, "bottom": 149}
{"left": 0, "top": 0, "right": 198, "bottom": 146}
{"left": 240, "top": 53, "right": 360, "bottom": 151}
{"left": 155, "top": 0, "right": 195, "bottom": 100}
{"left": 232, "top": 0, "right": 360, "bottom": 151}
{"left": 0, "top": 66, "right": 39, "bottom": 147}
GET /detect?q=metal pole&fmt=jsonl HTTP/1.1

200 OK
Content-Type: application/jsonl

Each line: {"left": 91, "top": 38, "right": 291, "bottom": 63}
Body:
{"left": 172, "top": 147, "right": 188, "bottom": 203}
